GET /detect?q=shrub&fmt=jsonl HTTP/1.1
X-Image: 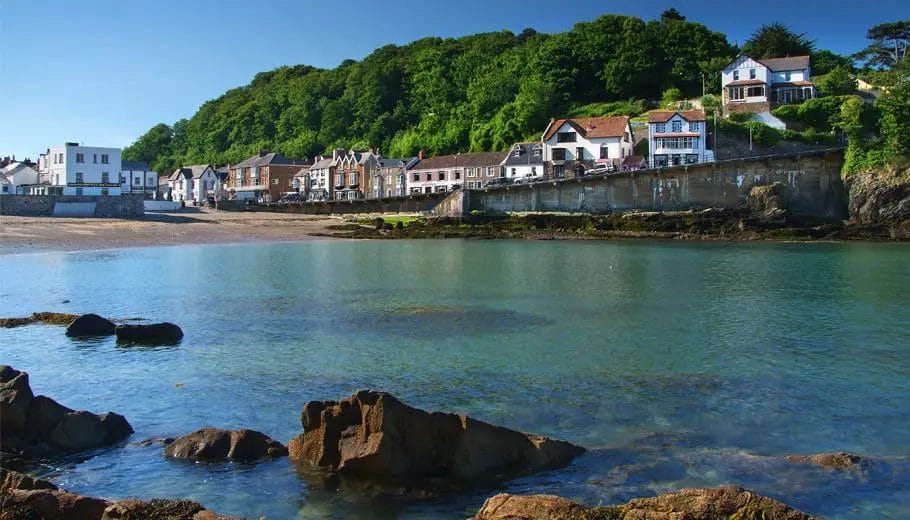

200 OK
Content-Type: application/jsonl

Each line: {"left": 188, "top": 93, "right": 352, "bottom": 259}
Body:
{"left": 661, "top": 87, "right": 684, "bottom": 108}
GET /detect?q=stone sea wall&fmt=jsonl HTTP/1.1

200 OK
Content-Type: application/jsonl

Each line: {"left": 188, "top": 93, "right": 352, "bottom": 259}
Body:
{"left": 0, "top": 194, "right": 146, "bottom": 217}
{"left": 220, "top": 191, "right": 463, "bottom": 217}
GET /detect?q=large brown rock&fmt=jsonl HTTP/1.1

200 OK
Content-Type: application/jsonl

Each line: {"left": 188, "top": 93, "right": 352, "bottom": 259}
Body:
{"left": 288, "top": 390, "right": 585, "bottom": 484}
{"left": 474, "top": 486, "right": 820, "bottom": 520}
{"left": 0, "top": 366, "right": 133, "bottom": 456}
{"left": 65, "top": 314, "right": 116, "bottom": 337}
{"left": 0, "top": 468, "right": 58, "bottom": 492}
{"left": 164, "top": 428, "right": 288, "bottom": 461}
{"left": 115, "top": 323, "right": 183, "bottom": 345}
{"left": 785, "top": 452, "right": 865, "bottom": 470}
{"left": 0, "top": 488, "right": 111, "bottom": 520}
{"left": 102, "top": 498, "right": 235, "bottom": 520}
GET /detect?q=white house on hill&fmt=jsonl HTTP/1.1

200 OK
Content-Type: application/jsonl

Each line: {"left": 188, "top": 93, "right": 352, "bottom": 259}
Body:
{"left": 541, "top": 116, "right": 634, "bottom": 178}
{"left": 0, "top": 162, "right": 39, "bottom": 194}
{"left": 721, "top": 54, "right": 816, "bottom": 116}
{"left": 647, "top": 110, "right": 711, "bottom": 168}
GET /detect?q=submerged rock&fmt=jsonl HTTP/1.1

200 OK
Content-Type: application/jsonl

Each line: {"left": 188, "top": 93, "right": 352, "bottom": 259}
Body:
{"left": 0, "top": 312, "right": 79, "bottom": 329}
{"left": 65, "top": 314, "right": 116, "bottom": 337}
{"left": 288, "top": 390, "right": 584, "bottom": 484}
{"left": 0, "top": 366, "right": 133, "bottom": 456}
{"left": 115, "top": 322, "right": 183, "bottom": 345}
{"left": 785, "top": 452, "right": 865, "bottom": 470}
{"left": 474, "top": 486, "right": 820, "bottom": 520}
{"left": 164, "top": 428, "right": 288, "bottom": 461}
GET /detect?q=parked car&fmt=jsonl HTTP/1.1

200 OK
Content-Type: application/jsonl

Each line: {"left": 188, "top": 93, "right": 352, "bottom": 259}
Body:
{"left": 588, "top": 163, "right": 617, "bottom": 175}
{"left": 278, "top": 193, "right": 301, "bottom": 203}
{"left": 484, "top": 178, "right": 513, "bottom": 188}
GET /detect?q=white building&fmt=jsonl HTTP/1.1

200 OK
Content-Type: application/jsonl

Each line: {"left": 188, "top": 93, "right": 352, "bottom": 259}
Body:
{"left": 38, "top": 143, "right": 122, "bottom": 196}
{"left": 120, "top": 160, "right": 158, "bottom": 197}
{"left": 722, "top": 54, "right": 817, "bottom": 115}
{"left": 169, "top": 164, "right": 217, "bottom": 204}
{"left": 541, "top": 116, "right": 634, "bottom": 178}
{"left": 298, "top": 156, "right": 334, "bottom": 201}
{"left": 647, "top": 110, "right": 711, "bottom": 167}
{"left": 0, "top": 162, "right": 40, "bottom": 194}
{"left": 502, "top": 142, "right": 544, "bottom": 182}
{"left": 408, "top": 151, "right": 507, "bottom": 193}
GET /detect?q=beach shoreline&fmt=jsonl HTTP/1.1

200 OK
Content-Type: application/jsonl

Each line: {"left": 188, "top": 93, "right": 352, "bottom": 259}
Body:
{"left": 0, "top": 210, "right": 343, "bottom": 254}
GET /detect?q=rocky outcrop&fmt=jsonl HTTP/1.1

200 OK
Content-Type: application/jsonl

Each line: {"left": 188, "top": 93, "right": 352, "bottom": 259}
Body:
{"left": 164, "top": 428, "right": 288, "bottom": 461}
{"left": 288, "top": 390, "right": 584, "bottom": 484}
{"left": 101, "top": 498, "right": 234, "bottom": 520}
{"left": 0, "top": 366, "right": 133, "bottom": 456}
{"left": 115, "top": 323, "right": 183, "bottom": 345}
{"left": 474, "top": 486, "right": 820, "bottom": 520}
{"left": 847, "top": 172, "right": 910, "bottom": 239}
{"left": 65, "top": 314, "right": 116, "bottom": 337}
{"left": 0, "top": 312, "right": 78, "bottom": 329}
{"left": 785, "top": 452, "right": 865, "bottom": 470}
{"left": 0, "top": 468, "right": 59, "bottom": 493}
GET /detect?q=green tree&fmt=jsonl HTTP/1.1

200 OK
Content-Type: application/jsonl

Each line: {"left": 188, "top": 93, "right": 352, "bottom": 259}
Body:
{"left": 811, "top": 50, "right": 854, "bottom": 76}
{"left": 877, "top": 79, "right": 910, "bottom": 155}
{"left": 741, "top": 23, "right": 814, "bottom": 59}
{"left": 662, "top": 87, "right": 684, "bottom": 108}
{"left": 855, "top": 21, "right": 910, "bottom": 69}
{"left": 816, "top": 66, "right": 858, "bottom": 96}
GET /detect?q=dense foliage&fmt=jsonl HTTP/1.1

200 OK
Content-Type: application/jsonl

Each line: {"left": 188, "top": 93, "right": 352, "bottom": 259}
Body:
{"left": 124, "top": 13, "right": 736, "bottom": 174}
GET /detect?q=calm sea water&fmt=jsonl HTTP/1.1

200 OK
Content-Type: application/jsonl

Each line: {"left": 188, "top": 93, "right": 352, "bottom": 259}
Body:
{"left": 0, "top": 240, "right": 908, "bottom": 519}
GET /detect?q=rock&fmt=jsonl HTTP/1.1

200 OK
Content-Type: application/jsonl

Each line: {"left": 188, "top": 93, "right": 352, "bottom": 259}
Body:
{"left": 65, "top": 314, "right": 116, "bottom": 337}
{"left": 0, "top": 366, "right": 133, "bottom": 456}
{"left": 288, "top": 390, "right": 584, "bottom": 484}
{"left": 785, "top": 452, "right": 865, "bottom": 470}
{"left": 0, "top": 488, "right": 111, "bottom": 520}
{"left": 847, "top": 172, "right": 910, "bottom": 226}
{"left": 114, "top": 323, "right": 183, "bottom": 345}
{"left": 474, "top": 486, "right": 820, "bottom": 520}
{"left": 0, "top": 468, "right": 58, "bottom": 492}
{"left": 747, "top": 182, "right": 790, "bottom": 214}
{"left": 135, "top": 436, "right": 176, "bottom": 447}
{"left": 102, "top": 498, "right": 234, "bottom": 520}
{"left": 0, "top": 367, "right": 34, "bottom": 438}
{"left": 164, "top": 428, "right": 288, "bottom": 461}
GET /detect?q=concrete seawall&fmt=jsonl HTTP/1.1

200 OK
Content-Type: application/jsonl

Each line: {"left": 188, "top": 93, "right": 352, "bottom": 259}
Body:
{"left": 0, "top": 194, "right": 146, "bottom": 217}
{"left": 468, "top": 149, "right": 847, "bottom": 218}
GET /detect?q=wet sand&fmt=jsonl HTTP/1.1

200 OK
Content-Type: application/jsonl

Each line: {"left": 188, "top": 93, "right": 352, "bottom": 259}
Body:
{"left": 0, "top": 209, "right": 343, "bottom": 254}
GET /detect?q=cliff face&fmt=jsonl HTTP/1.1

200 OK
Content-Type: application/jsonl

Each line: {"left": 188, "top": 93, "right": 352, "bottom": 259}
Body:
{"left": 847, "top": 172, "right": 910, "bottom": 238}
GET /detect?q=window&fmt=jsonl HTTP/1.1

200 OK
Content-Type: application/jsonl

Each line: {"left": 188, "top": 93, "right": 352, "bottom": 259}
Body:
{"left": 120, "top": 175, "right": 126, "bottom": 183}
{"left": 533, "top": 147, "right": 542, "bottom": 157}
{"left": 785, "top": 71, "right": 791, "bottom": 81}
{"left": 75, "top": 172, "right": 84, "bottom": 183}
{"left": 350, "top": 173, "right": 359, "bottom": 185}
{"left": 746, "top": 86, "right": 764, "bottom": 97}
{"left": 424, "top": 187, "right": 432, "bottom": 194}
{"left": 749, "top": 68, "right": 756, "bottom": 80}
{"left": 557, "top": 132, "right": 577, "bottom": 143}
{"left": 468, "top": 168, "right": 476, "bottom": 178}
{"left": 412, "top": 173, "right": 420, "bottom": 182}
{"left": 552, "top": 148, "right": 566, "bottom": 161}
{"left": 435, "top": 186, "right": 447, "bottom": 193}
{"left": 690, "top": 121, "right": 700, "bottom": 131}
{"left": 656, "top": 123, "right": 666, "bottom": 133}
{"left": 101, "top": 188, "right": 109, "bottom": 196}
{"left": 101, "top": 172, "right": 110, "bottom": 183}
{"left": 576, "top": 147, "right": 584, "bottom": 160}
{"left": 656, "top": 137, "right": 698, "bottom": 149}
{"left": 76, "top": 153, "right": 84, "bottom": 163}
{"left": 730, "top": 87, "right": 745, "bottom": 100}
{"left": 438, "top": 172, "right": 446, "bottom": 181}
{"left": 426, "top": 173, "right": 433, "bottom": 181}
{"left": 733, "top": 70, "right": 740, "bottom": 81}
{"left": 672, "top": 121, "right": 682, "bottom": 132}
{"left": 454, "top": 171, "right": 461, "bottom": 180}
{"left": 335, "top": 173, "right": 344, "bottom": 186}
{"left": 101, "top": 154, "right": 109, "bottom": 164}
{"left": 600, "top": 145, "right": 609, "bottom": 159}
{"left": 93, "top": 154, "right": 98, "bottom": 163}
{"left": 251, "top": 166, "right": 260, "bottom": 179}
{"left": 487, "top": 167, "right": 495, "bottom": 177}
{"left": 133, "top": 177, "right": 140, "bottom": 185}
{"left": 75, "top": 188, "right": 83, "bottom": 195}
{"left": 271, "top": 178, "right": 278, "bottom": 185}
{"left": 531, "top": 166, "right": 537, "bottom": 175}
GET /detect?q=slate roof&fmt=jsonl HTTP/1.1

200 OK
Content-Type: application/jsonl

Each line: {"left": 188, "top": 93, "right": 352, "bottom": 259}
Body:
{"left": 411, "top": 151, "right": 508, "bottom": 171}
{"left": 169, "top": 165, "right": 212, "bottom": 181}
{"left": 758, "top": 55, "right": 810, "bottom": 72}
{"left": 647, "top": 110, "right": 707, "bottom": 123}
{"left": 543, "top": 116, "right": 630, "bottom": 141}
{"left": 378, "top": 157, "right": 418, "bottom": 169}
{"left": 121, "top": 160, "right": 150, "bottom": 171}
{"left": 234, "top": 151, "right": 310, "bottom": 168}
{"left": 503, "top": 143, "right": 544, "bottom": 166}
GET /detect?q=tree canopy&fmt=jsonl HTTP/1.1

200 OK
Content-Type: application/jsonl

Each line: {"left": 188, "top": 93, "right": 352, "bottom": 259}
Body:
{"left": 741, "top": 23, "right": 815, "bottom": 59}
{"left": 854, "top": 20, "right": 909, "bottom": 69}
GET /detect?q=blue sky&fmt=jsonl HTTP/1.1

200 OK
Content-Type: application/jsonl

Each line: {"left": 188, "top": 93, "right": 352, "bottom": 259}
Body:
{"left": 1, "top": 0, "right": 901, "bottom": 161}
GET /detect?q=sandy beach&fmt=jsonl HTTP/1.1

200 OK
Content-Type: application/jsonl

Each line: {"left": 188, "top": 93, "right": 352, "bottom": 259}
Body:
{"left": 0, "top": 209, "right": 343, "bottom": 254}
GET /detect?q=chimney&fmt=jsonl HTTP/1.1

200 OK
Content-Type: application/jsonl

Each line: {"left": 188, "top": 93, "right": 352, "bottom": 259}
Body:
{"left": 418, "top": 150, "right": 425, "bottom": 160}
{"left": 258, "top": 149, "right": 269, "bottom": 157}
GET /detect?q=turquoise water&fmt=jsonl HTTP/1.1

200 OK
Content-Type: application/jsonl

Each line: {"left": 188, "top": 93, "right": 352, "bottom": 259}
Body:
{"left": 0, "top": 240, "right": 908, "bottom": 519}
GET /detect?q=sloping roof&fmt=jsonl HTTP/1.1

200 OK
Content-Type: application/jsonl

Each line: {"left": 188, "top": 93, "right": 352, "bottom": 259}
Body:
{"left": 411, "top": 151, "right": 508, "bottom": 171}
{"left": 772, "top": 81, "right": 815, "bottom": 87}
{"left": 1, "top": 163, "right": 38, "bottom": 178}
{"left": 309, "top": 157, "right": 335, "bottom": 170}
{"left": 544, "top": 116, "right": 630, "bottom": 141}
{"left": 189, "top": 165, "right": 213, "bottom": 179}
{"left": 758, "top": 55, "right": 810, "bottom": 72}
{"left": 725, "top": 79, "right": 767, "bottom": 87}
{"left": 503, "top": 142, "right": 544, "bottom": 166}
{"left": 169, "top": 164, "right": 212, "bottom": 181}
{"left": 234, "top": 151, "right": 310, "bottom": 168}
{"left": 378, "top": 157, "right": 418, "bottom": 169}
{"left": 121, "top": 160, "right": 149, "bottom": 171}
{"left": 647, "top": 110, "right": 707, "bottom": 123}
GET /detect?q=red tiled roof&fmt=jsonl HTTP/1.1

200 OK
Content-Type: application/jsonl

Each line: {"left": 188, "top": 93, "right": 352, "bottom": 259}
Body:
{"left": 647, "top": 110, "right": 707, "bottom": 123}
{"left": 544, "top": 116, "right": 630, "bottom": 141}
{"left": 411, "top": 151, "right": 508, "bottom": 171}
{"left": 725, "top": 79, "right": 767, "bottom": 87}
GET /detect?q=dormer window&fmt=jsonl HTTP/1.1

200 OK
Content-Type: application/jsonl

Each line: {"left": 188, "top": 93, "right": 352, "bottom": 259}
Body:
{"left": 532, "top": 146, "right": 542, "bottom": 157}
{"left": 672, "top": 121, "right": 682, "bottom": 132}
{"left": 733, "top": 70, "right": 740, "bottom": 81}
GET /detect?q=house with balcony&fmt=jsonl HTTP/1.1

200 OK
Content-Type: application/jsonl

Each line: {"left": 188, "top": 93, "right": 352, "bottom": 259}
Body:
{"left": 371, "top": 156, "right": 419, "bottom": 198}
{"left": 227, "top": 151, "right": 310, "bottom": 202}
{"left": 541, "top": 116, "right": 634, "bottom": 178}
{"left": 502, "top": 142, "right": 544, "bottom": 182}
{"left": 408, "top": 151, "right": 507, "bottom": 193}
{"left": 647, "top": 110, "right": 711, "bottom": 168}
{"left": 120, "top": 160, "right": 158, "bottom": 198}
{"left": 36, "top": 143, "right": 122, "bottom": 196}
{"left": 169, "top": 164, "right": 217, "bottom": 204}
{"left": 722, "top": 54, "right": 817, "bottom": 116}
